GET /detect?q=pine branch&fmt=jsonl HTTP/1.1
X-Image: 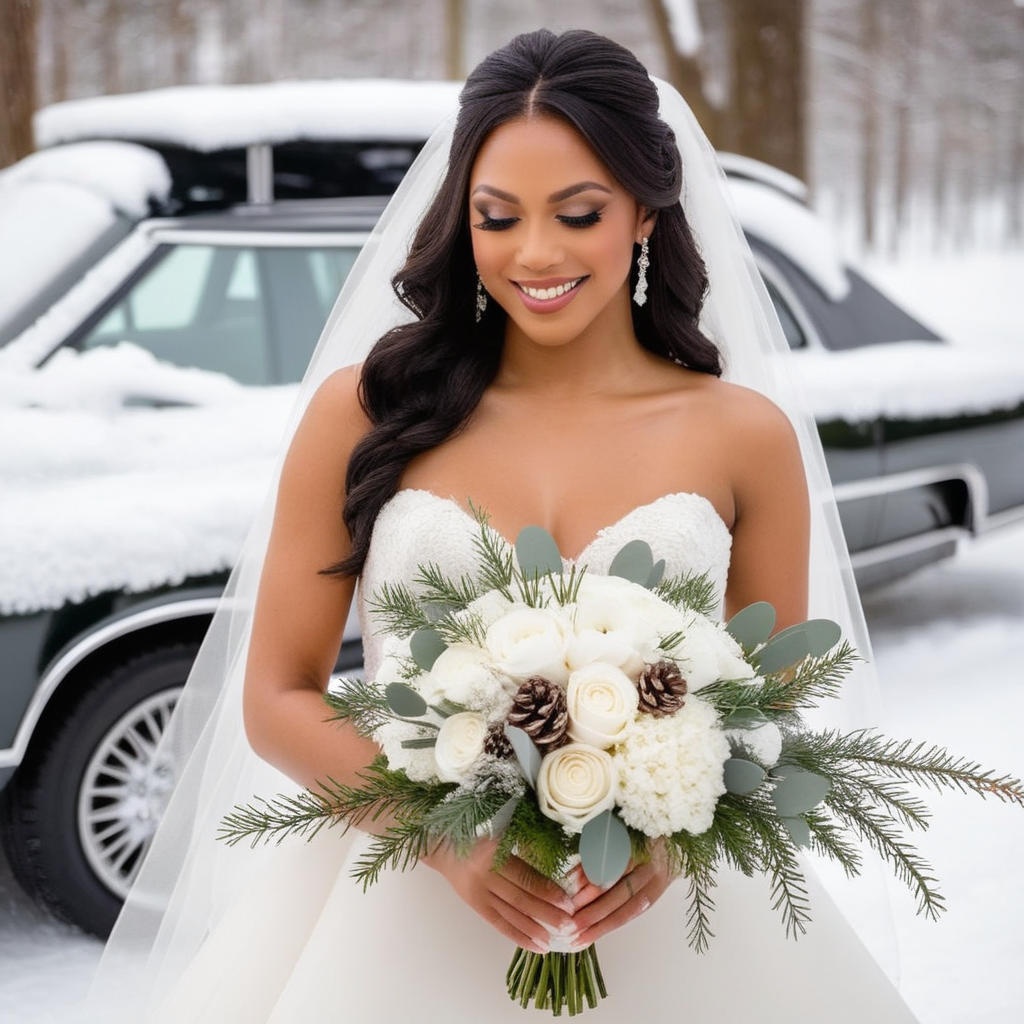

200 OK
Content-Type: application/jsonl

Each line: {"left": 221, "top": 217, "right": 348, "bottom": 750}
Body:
{"left": 655, "top": 570, "right": 717, "bottom": 616}
{"left": 665, "top": 830, "right": 719, "bottom": 953}
{"left": 217, "top": 789, "right": 344, "bottom": 847}
{"left": 421, "top": 786, "right": 514, "bottom": 856}
{"left": 469, "top": 502, "right": 516, "bottom": 600}
{"left": 803, "top": 807, "right": 862, "bottom": 877}
{"left": 704, "top": 795, "right": 764, "bottom": 877}
{"left": 548, "top": 562, "right": 585, "bottom": 606}
{"left": 800, "top": 730, "right": 1024, "bottom": 805}
{"left": 350, "top": 818, "right": 435, "bottom": 889}
{"left": 758, "top": 641, "right": 860, "bottom": 710}
{"left": 367, "top": 580, "right": 431, "bottom": 637}
{"left": 412, "top": 562, "right": 481, "bottom": 613}
{"left": 494, "top": 797, "right": 574, "bottom": 879}
{"left": 434, "top": 610, "right": 487, "bottom": 647}
{"left": 826, "top": 793, "right": 945, "bottom": 920}
{"left": 323, "top": 680, "right": 390, "bottom": 737}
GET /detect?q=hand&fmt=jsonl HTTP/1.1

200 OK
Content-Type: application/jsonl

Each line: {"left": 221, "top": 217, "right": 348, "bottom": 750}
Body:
{"left": 422, "top": 837, "right": 578, "bottom": 954}
{"left": 567, "top": 839, "right": 678, "bottom": 947}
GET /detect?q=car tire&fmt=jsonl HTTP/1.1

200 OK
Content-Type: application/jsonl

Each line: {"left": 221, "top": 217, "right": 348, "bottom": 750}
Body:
{"left": 0, "top": 642, "right": 197, "bottom": 938}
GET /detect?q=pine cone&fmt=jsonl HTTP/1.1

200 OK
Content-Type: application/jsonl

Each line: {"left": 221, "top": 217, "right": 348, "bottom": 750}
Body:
{"left": 507, "top": 677, "right": 569, "bottom": 752}
{"left": 637, "top": 660, "right": 688, "bottom": 717}
{"left": 483, "top": 723, "right": 514, "bottom": 760}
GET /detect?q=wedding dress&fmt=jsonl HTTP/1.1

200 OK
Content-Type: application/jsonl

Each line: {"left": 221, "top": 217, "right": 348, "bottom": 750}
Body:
{"left": 129, "top": 489, "right": 919, "bottom": 1023}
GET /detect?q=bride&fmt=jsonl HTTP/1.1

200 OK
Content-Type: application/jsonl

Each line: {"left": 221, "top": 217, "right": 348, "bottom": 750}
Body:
{"left": 86, "top": 28, "right": 920, "bottom": 1022}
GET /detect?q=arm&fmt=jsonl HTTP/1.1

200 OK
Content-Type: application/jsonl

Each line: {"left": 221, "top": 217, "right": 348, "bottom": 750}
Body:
{"left": 242, "top": 368, "right": 574, "bottom": 952}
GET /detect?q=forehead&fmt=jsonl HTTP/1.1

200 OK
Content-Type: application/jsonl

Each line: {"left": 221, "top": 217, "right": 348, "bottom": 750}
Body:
{"left": 469, "top": 114, "right": 616, "bottom": 191}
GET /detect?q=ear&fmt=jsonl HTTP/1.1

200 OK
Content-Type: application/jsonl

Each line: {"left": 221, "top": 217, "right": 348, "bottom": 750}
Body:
{"left": 635, "top": 206, "right": 657, "bottom": 244}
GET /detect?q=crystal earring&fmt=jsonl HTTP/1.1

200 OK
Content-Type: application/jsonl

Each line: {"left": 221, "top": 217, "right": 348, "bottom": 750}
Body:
{"left": 633, "top": 237, "right": 650, "bottom": 307}
{"left": 475, "top": 272, "right": 488, "bottom": 323}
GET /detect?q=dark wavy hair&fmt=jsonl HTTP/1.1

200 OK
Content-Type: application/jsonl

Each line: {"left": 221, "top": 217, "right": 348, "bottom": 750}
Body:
{"left": 332, "top": 28, "right": 722, "bottom": 577}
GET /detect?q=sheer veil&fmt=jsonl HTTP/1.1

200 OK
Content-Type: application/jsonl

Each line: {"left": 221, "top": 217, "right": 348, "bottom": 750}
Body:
{"left": 83, "top": 78, "right": 895, "bottom": 1021}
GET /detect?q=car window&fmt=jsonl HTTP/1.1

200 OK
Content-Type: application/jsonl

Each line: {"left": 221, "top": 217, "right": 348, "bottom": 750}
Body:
{"left": 762, "top": 277, "right": 806, "bottom": 350}
{"left": 78, "top": 243, "right": 360, "bottom": 385}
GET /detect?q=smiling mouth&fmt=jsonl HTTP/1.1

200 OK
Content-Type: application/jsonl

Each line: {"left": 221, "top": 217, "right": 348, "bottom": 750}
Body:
{"left": 514, "top": 277, "right": 586, "bottom": 301}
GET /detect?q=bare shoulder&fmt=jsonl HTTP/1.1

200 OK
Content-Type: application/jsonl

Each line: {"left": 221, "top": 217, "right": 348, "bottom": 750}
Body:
{"left": 687, "top": 375, "right": 799, "bottom": 458}
{"left": 287, "top": 364, "right": 372, "bottom": 468}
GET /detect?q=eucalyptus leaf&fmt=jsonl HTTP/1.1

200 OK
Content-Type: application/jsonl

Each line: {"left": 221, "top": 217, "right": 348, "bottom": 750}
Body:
{"left": 771, "top": 764, "right": 832, "bottom": 817}
{"left": 646, "top": 558, "right": 666, "bottom": 589}
{"left": 505, "top": 725, "right": 543, "bottom": 788}
{"left": 725, "top": 601, "right": 776, "bottom": 653}
{"left": 486, "top": 795, "right": 521, "bottom": 839}
{"left": 400, "top": 736, "right": 437, "bottom": 749}
{"left": 578, "top": 809, "right": 631, "bottom": 889}
{"left": 409, "top": 627, "right": 447, "bottom": 672}
{"left": 722, "top": 709, "right": 770, "bottom": 731}
{"left": 608, "top": 540, "right": 654, "bottom": 586}
{"left": 723, "top": 757, "right": 767, "bottom": 796}
{"left": 515, "top": 526, "right": 563, "bottom": 579}
{"left": 385, "top": 682, "right": 428, "bottom": 718}
{"left": 753, "top": 619, "right": 843, "bottom": 674}
{"left": 781, "top": 816, "right": 811, "bottom": 848}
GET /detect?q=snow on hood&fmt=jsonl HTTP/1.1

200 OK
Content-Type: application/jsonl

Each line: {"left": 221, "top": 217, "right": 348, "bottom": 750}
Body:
{"left": 35, "top": 79, "right": 462, "bottom": 153}
{"left": 726, "top": 178, "right": 850, "bottom": 301}
{"left": 0, "top": 143, "right": 171, "bottom": 332}
{"left": 0, "top": 344, "right": 297, "bottom": 615}
{"left": 0, "top": 141, "right": 171, "bottom": 219}
{"left": 793, "top": 342, "right": 1024, "bottom": 423}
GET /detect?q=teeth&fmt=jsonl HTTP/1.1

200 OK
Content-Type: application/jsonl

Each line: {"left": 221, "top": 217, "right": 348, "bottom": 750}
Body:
{"left": 522, "top": 278, "right": 581, "bottom": 300}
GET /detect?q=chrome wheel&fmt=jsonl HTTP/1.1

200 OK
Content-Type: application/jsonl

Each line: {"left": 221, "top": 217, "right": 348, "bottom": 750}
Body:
{"left": 76, "top": 687, "right": 181, "bottom": 899}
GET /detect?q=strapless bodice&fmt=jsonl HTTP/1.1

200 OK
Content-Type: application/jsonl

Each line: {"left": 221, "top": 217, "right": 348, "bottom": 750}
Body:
{"left": 358, "top": 489, "right": 733, "bottom": 675}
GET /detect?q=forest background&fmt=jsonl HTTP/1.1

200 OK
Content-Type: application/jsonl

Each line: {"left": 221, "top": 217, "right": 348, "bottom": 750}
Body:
{"left": 1, "top": 0, "right": 1023, "bottom": 255}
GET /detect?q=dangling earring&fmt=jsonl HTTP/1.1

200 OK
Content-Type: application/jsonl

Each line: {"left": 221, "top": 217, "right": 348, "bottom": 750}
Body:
{"left": 475, "top": 272, "right": 488, "bottom": 323}
{"left": 633, "top": 237, "right": 650, "bottom": 307}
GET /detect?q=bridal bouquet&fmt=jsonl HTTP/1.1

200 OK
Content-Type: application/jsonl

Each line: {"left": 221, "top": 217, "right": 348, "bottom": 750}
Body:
{"left": 220, "top": 508, "right": 1024, "bottom": 1016}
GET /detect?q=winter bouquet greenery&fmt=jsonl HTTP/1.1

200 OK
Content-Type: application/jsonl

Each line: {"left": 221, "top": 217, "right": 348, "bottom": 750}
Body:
{"left": 220, "top": 508, "right": 1024, "bottom": 1016}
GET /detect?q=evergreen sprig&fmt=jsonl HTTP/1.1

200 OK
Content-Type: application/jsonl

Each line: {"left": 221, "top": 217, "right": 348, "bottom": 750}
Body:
{"left": 367, "top": 580, "right": 431, "bottom": 637}
{"left": 664, "top": 829, "right": 719, "bottom": 953}
{"left": 469, "top": 502, "right": 516, "bottom": 600}
{"left": 494, "top": 797, "right": 574, "bottom": 880}
{"left": 655, "top": 570, "right": 717, "bottom": 617}
{"left": 758, "top": 641, "right": 860, "bottom": 709}
{"left": 323, "top": 679, "right": 390, "bottom": 736}
{"left": 413, "top": 562, "right": 481, "bottom": 614}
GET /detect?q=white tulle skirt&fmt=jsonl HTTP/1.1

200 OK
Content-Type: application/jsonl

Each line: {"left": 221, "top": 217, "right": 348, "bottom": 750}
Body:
{"left": 137, "top": 828, "right": 919, "bottom": 1023}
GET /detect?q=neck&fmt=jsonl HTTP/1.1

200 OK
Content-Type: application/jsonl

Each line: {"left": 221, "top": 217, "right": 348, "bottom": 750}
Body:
{"left": 495, "top": 288, "right": 650, "bottom": 399}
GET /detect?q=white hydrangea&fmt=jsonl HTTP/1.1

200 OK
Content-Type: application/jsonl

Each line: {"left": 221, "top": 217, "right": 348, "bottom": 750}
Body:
{"left": 613, "top": 697, "right": 730, "bottom": 837}
{"left": 374, "top": 718, "right": 440, "bottom": 783}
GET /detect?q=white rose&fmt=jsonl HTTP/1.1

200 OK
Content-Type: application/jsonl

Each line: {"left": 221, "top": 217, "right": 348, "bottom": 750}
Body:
{"left": 424, "top": 643, "right": 512, "bottom": 714}
{"left": 671, "top": 613, "right": 733, "bottom": 691}
{"left": 485, "top": 606, "right": 571, "bottom": 685}
{"left": 433, "top": 712, "right": 488, "bottom": 783}
{"left": 565, "top": 629, "right": 645, "bottom": 678}
{"left": 536, "top": 743, "right": 618, "bottom": 833}
{"left": 565, "top": 662, "right": 639, "bottom": 748}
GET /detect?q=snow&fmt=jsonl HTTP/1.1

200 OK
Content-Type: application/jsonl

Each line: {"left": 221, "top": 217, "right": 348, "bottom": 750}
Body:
{"left": 0, "top": 143, "right": 170, "bottom": 335}
{"left": 661, "top": 0, "right": 703, "bottom": 57}
{"left": 0, "top": 142, "right": 171, "bottom": 220}
{"left": 35, "top": 79, "right": 462, "bottom": 153}
{"left": 793, "top": 342, "right": 1024, "bottom": 422}
{"left": 727, "top": 178, "right": 851, "bottom": 300}
{"left": 0, "top": 344, "right": 296, "bottom": 615}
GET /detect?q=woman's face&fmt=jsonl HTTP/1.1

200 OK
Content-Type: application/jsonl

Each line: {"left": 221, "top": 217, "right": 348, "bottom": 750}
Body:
{"left": 468, "top": 114, "right": 650, "bottom": 348}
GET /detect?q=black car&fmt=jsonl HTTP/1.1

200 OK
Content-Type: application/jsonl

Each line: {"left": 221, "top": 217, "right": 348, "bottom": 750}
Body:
{"left": 2, "top": 92, "right": 1022, "bottom": 938}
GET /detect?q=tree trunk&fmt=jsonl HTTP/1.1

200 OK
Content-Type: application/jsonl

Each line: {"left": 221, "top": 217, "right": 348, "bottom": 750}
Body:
{"left": 891, "top": 1, "right": 920, "bottom": 255}
{"left": 647, "top": 0, "right": 721, "bottom": 146}
{"left": 860, "top": 0, "right": 881, "bottom": 251}
{"left": 722, "top": 0, "right": 806, "bottom": 182}
{"left": 0, "top": 0, "right": 38, "bottom": 169}
{"left": 444, "top": 0, "right": 463, "bottom": 80}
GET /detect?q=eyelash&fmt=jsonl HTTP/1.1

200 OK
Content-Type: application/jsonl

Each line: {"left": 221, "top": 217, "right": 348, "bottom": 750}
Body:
{"left": 473, "top": 211, "right": 603, "bottom": 231}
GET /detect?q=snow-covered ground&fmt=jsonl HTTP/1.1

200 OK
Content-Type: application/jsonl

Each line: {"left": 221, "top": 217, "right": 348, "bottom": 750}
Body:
{"left": 0, "top": 252, "right": 1021, "bottom": 1021}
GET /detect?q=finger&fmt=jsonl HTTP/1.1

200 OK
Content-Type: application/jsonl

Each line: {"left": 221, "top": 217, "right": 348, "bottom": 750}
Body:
{"left": 485, "top": 892, "right": 563, "bottom": 954}
{"left": 575, "top": 876, "right": 659, "bottom": 946}
{"left": 489, "top": 871, "right": 577, "bottom": 931}
{"left": 495, "top": 856, "right": 575, "bottom": 913}
{"left": 570, "top": 866, "right": 654, "bottom": 934}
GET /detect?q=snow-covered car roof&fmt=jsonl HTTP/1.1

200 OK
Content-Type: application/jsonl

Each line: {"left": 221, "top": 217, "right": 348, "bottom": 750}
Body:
{"left": 35, "top": 79, "right": 463, "bottom": 152}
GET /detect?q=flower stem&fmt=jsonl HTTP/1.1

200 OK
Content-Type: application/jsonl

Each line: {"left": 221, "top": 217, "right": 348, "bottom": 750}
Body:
{"left": 505, "top": 945, "right": 607, "bottom": 1016}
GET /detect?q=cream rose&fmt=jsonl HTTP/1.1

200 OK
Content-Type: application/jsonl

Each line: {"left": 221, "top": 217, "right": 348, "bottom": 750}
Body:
{"left": 433, "top": 712, "right": 488, "bottom": 783}
{"left": 485, "top": 606, "right": 570, "bottom": 685}
{"left": 424, "top": 643, "right": 511, "bottom": 713}
{"left": 565, "top": 662, "right": 639, "bottom": 748}
{"left": 536, "top": 743, "right": 618, "bottom": 833}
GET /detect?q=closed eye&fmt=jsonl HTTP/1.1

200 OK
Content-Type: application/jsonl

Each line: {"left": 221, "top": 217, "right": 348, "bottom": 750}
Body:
{"left": 558, "top": 211, "right": 602, "bottom": 228}
{"left": 474, "top": 215, "right": 519, "bottom": 231}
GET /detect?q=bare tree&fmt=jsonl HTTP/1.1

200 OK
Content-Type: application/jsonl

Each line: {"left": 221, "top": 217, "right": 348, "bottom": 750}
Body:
{"left": 0, "top": 0, "right": 38, "bottom": 169}
{"left": 445, "top": 0, "right": 464, "bottom": 79}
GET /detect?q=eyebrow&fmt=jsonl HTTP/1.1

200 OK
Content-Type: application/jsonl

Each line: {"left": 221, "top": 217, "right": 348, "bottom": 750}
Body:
{"left": 471, "top": 181, "right": 613, "bottom": 204}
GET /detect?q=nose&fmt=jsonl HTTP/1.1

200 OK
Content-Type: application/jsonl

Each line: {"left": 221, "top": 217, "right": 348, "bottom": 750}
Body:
{"left": 516, "top": 220, "right": 564, "bottom": 272}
